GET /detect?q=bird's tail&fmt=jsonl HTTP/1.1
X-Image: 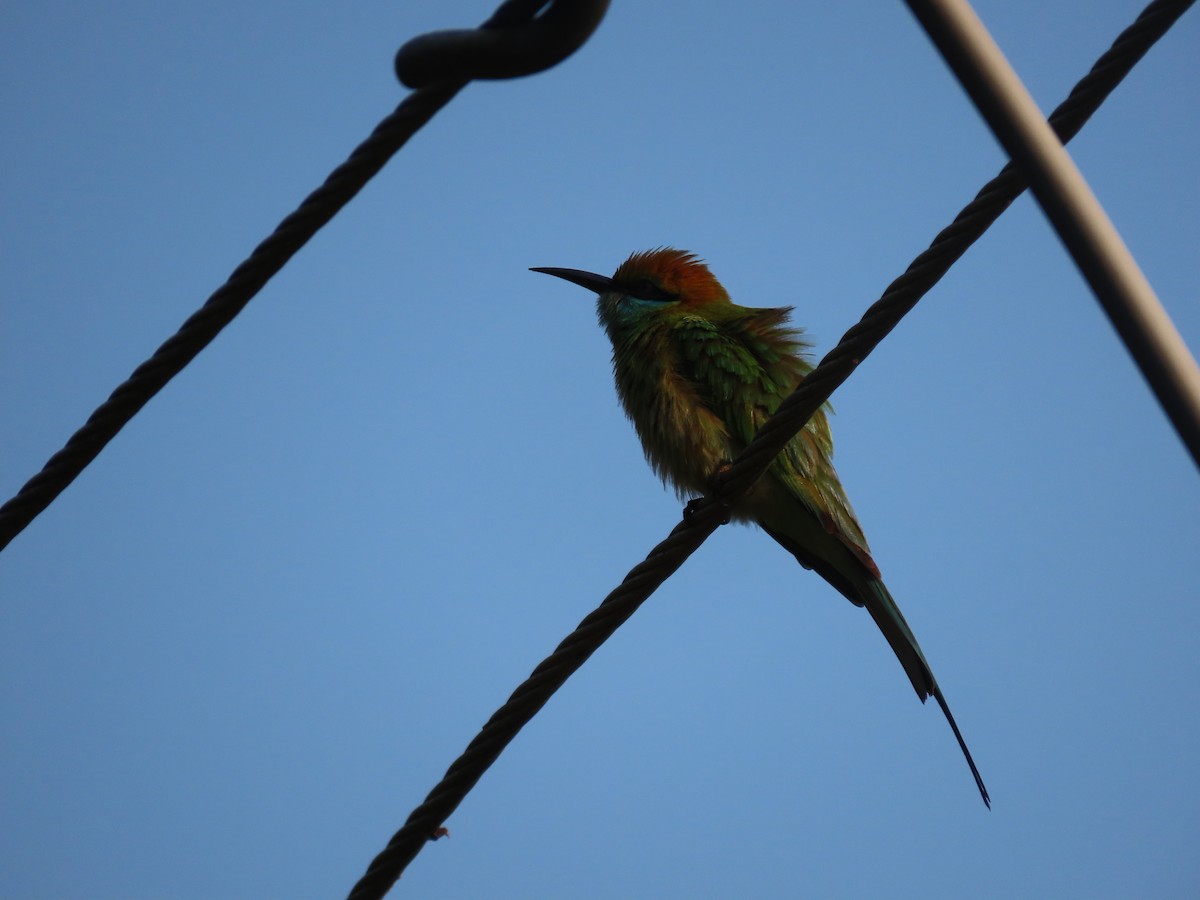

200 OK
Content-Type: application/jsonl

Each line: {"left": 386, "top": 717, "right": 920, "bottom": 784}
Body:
{"left": 862, "top": 579, "right": 990, "bottom": 808}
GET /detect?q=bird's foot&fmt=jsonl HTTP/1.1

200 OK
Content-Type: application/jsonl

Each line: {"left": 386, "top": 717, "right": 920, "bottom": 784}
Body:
{"left": 683, "top": 462, "right": 737, "bottom": 524}
{"left": 709, "top": 460, "right": 736, "bottom": 523}
{"left": 683, "top": 497, "right": 733, "bottom": 525}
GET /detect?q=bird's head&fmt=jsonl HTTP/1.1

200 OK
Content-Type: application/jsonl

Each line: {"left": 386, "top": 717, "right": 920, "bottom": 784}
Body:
{"left": 532, "top": 247, "right": 729, "bottom": 333}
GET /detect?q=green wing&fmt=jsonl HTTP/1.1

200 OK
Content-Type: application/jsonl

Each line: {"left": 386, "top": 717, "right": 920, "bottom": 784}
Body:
{"left": 670, "top": 307, "right": 991, "bottom": 806}
{"left": 671, "top": 306, "right": 876, "bottom": 573}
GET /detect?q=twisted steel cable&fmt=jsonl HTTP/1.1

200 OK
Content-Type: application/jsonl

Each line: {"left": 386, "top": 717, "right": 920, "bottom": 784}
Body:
{"left": 0, "top": 0, "right": 608, "bottom": 555}
{"left": 723, "top": 0, "right": 1194, "bottom": 499}
{"left": 906, "top": 0, "right": 1200, "bottom": 468}
{"left": 0, "top": 85, "right": 458, "bottom": 553}
{"left": 346, "top": 2, "right": 1192, "bottom": 896}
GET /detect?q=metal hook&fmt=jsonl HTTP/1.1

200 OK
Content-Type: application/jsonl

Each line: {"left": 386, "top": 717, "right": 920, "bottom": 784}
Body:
{"left": 395, "top": 0, "right": 610, "bottom": 89}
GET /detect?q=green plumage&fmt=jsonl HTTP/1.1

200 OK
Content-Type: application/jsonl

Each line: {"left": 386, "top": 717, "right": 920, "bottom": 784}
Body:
{"left": 534, "top": 248, "right": 989, "bottom": 807}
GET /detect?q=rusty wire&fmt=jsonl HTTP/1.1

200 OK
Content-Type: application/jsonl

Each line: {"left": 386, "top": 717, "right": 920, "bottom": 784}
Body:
{"left": 0, "top": 0, "right": 608, "bottom": 555}
{"left": 345, "top": 2, "right": 1193, "bottom": 897}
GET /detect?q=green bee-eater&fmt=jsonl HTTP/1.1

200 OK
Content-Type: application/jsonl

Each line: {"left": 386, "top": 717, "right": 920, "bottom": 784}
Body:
{"left": 533, "top": 247, "right": 989, "bottom": 807}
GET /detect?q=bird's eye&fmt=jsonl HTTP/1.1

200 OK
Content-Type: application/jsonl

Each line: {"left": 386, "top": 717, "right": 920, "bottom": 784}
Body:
{"left": 630, "top": 278, "right": 676, "bottom": 303}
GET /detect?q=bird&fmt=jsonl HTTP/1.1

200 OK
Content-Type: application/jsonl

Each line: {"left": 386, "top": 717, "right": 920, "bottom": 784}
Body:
{"left": 532, "top": 247, "right": 989, "bottom": 808}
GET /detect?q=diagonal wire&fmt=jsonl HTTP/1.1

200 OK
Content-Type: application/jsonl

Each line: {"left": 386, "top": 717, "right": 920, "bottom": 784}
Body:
{"left": 0, "top": 0, "right": 609, "bottom": 555}
{"left": 0, "top": 86, "right": 457, "bottom": 553}
{"left": 345, "top": 2, "right": 1192, "bottom": 896}
{"left": 720, "top": 0, "right": 1196, "bottom": 501}
{"left": 905, "top": 0, "right": 1200, "bottom": 468}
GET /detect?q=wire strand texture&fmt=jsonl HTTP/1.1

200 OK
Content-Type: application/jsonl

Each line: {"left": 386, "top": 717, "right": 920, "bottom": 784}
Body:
{"left": 906, "top": 0, "right": 1200, "bottom": 468}
{"left": 345, "top": 2, "right": 1193, "bottom": 897}
{"left": 0, "top": 0, "right": 609, "bottom": 554}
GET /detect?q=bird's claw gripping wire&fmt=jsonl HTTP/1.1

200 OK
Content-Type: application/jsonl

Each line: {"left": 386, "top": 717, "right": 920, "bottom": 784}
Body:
{"left": 684, "top": 462, "right": 736, "bottom": 525}
{"left": 395, "top": 0, "right": 610, "bottom": 89}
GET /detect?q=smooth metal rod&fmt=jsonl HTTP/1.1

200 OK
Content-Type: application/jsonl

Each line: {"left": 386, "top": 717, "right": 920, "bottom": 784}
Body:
{"left": 906, "top": 0, "right": 1200, "bottom": 469}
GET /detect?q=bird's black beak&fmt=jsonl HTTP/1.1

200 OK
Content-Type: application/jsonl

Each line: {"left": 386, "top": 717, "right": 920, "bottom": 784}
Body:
{"left": 530, "top": 266, "right": 616, "bottom": 295}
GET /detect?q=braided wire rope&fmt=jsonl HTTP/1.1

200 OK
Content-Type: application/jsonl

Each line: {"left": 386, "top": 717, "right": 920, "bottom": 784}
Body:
{"left": 0, "top": 87, "right": 456, "bottom": 552}
{"left": 346, "top": 2, "right": 1192, "bottom": 896}
{"left": 721, "top": 0, "right": 1194, "bottom": 499}
{"left": 0, "top": 0, "right": 608, "bottom": 555}
{"left": 906, "top": 0, "right": 1200, "bottom": 468}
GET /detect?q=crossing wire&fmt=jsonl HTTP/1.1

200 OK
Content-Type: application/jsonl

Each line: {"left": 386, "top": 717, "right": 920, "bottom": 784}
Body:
{"left": 907, "top": 0, "right": 1200, "bottom": 468}
{"left": 0, "top": 0, "right": 607, "bottom": 554}
{"left": 345, "top": 1, "right": 1194, "bottom": 897}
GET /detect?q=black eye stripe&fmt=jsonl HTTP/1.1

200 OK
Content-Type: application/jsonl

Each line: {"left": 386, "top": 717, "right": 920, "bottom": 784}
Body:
{"left": 628, "top": 278, "right": 678, "bottom": 303}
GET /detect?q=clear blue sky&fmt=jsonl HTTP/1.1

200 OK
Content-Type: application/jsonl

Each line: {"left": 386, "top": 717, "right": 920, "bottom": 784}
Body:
{"left": 2, "top": 2, "right": 1198, "bottom": 898}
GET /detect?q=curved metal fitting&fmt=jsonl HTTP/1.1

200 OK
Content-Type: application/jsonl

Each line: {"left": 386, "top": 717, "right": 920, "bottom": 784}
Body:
{"left": 395, "top": 0, "right": 610, "bottom": 89}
